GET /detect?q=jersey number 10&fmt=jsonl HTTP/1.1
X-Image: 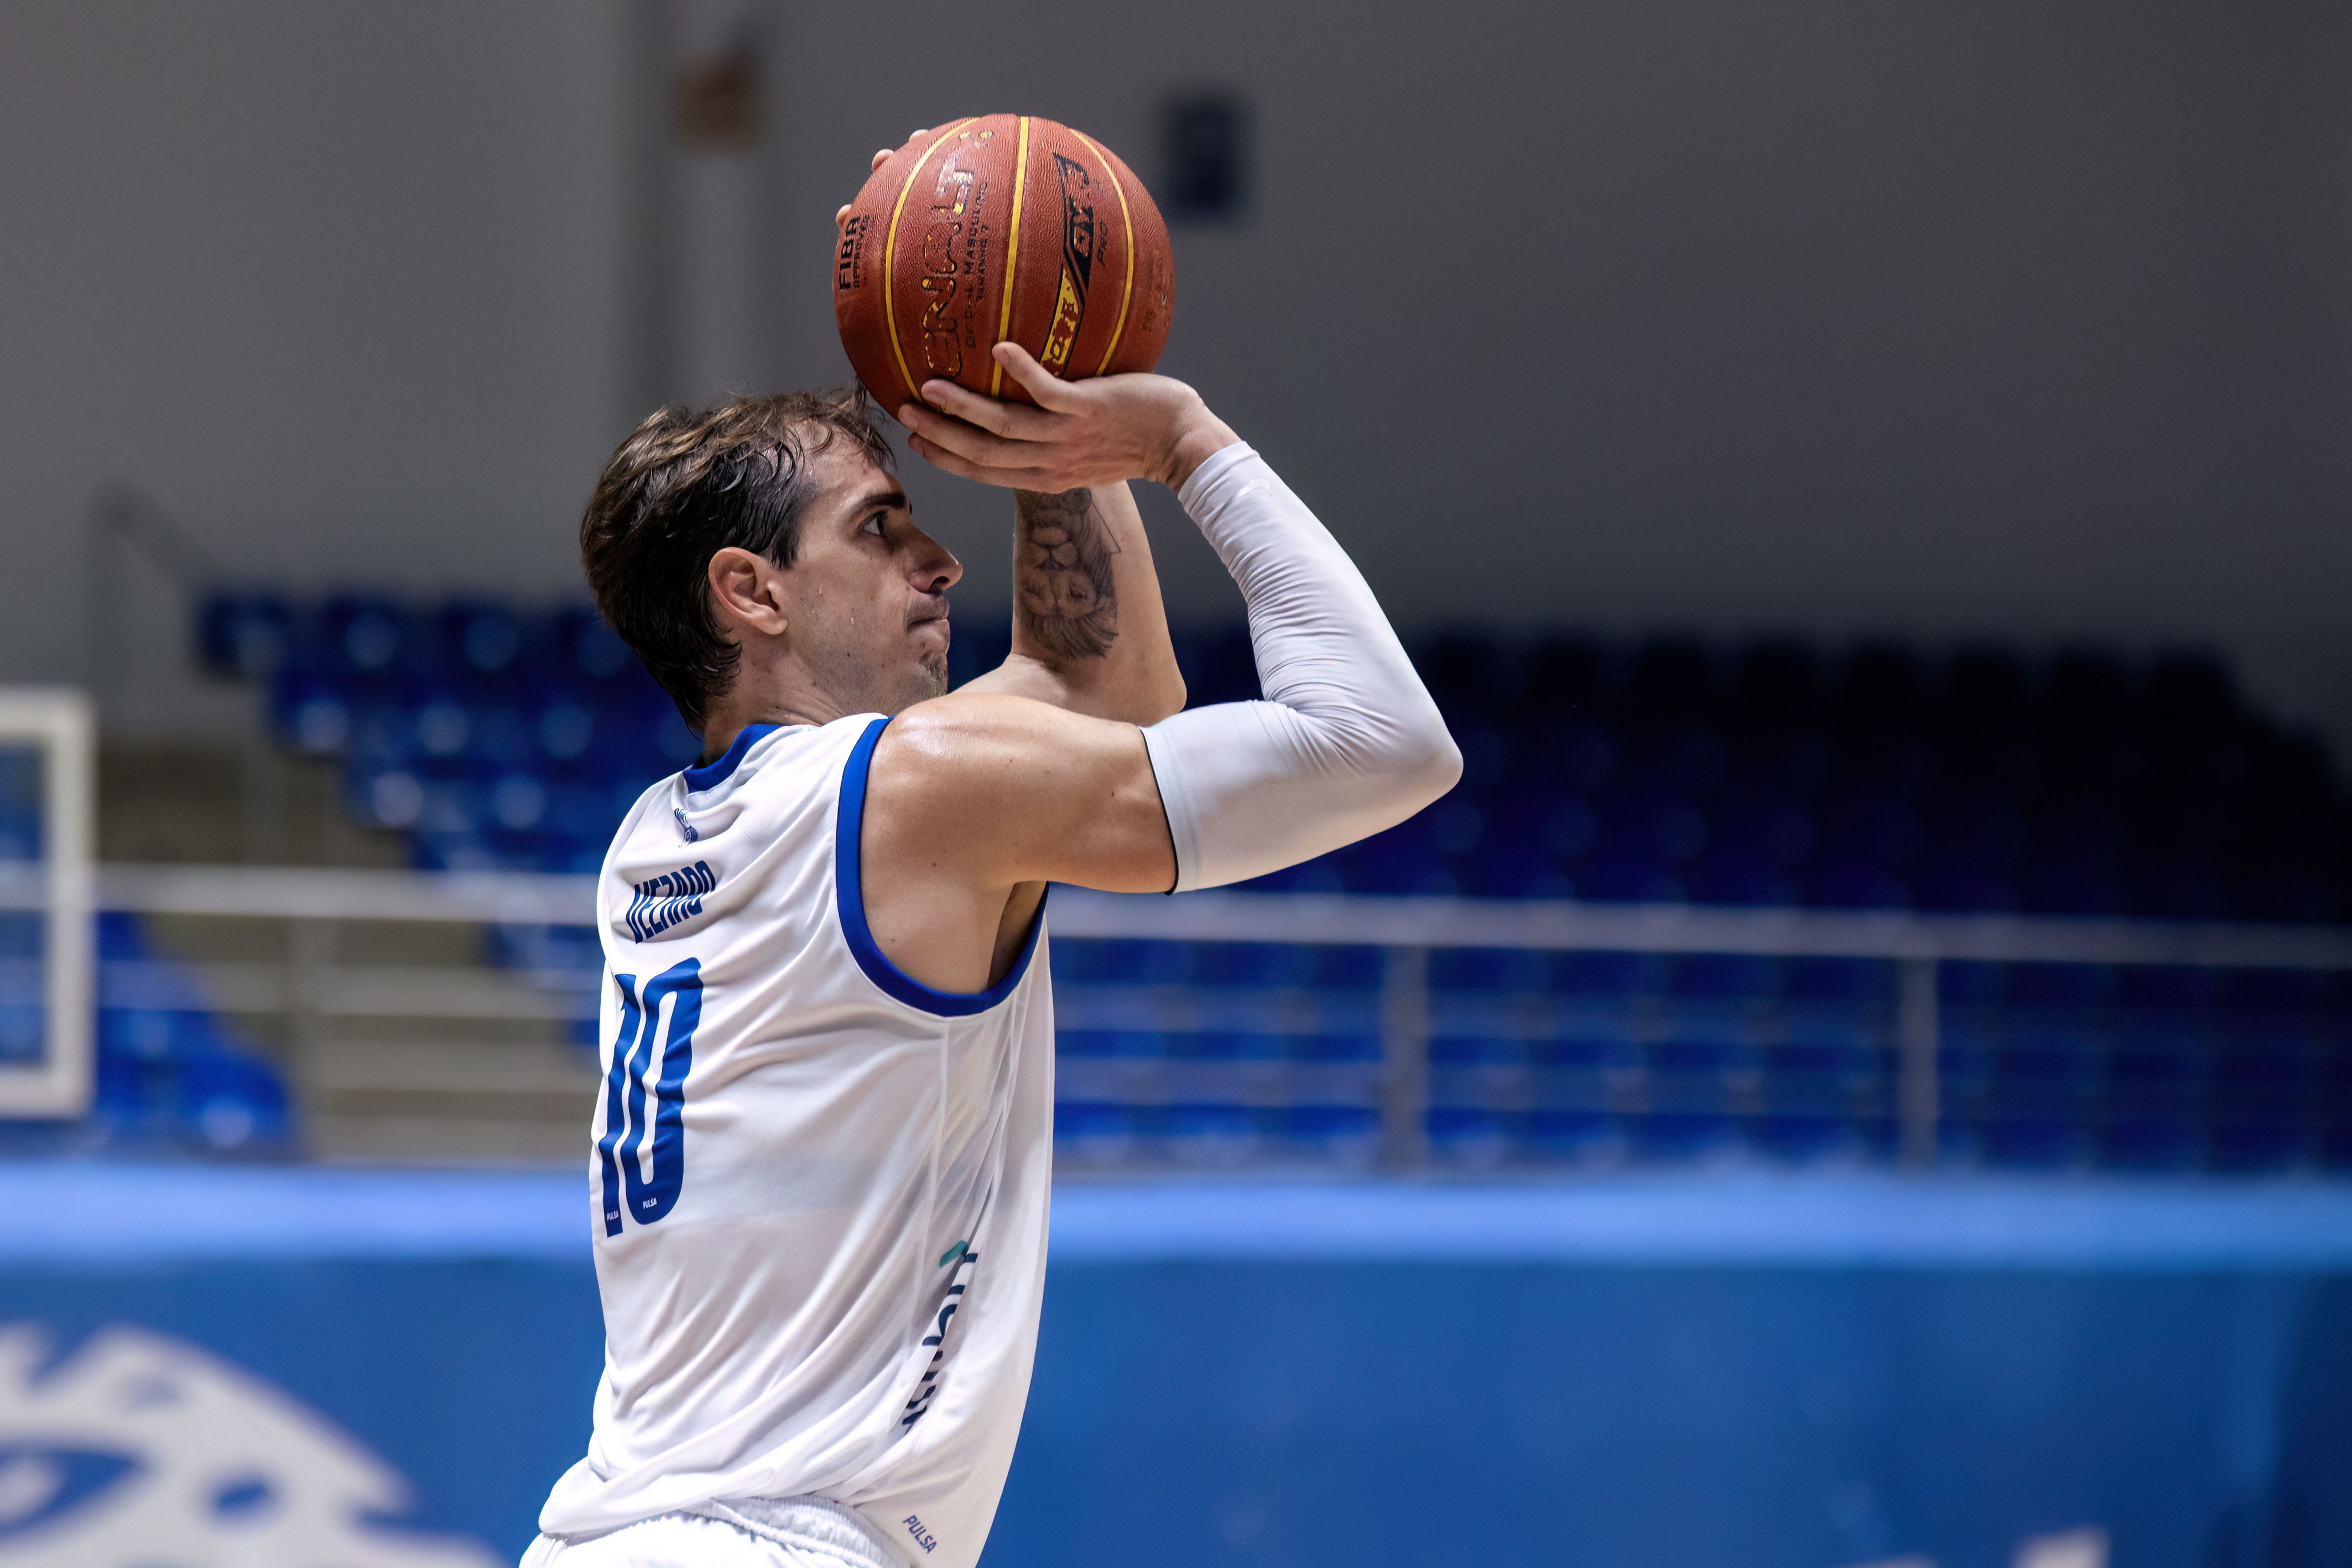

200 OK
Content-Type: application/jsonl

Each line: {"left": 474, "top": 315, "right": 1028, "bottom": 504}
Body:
{"left": 600, "top": 957, "right": 702, "bottom": 1237}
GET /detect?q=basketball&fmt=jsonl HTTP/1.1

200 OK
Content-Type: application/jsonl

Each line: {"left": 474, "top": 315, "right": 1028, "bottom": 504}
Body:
{"left": 833, "top": 115, "right": 1174, "bottom": 415}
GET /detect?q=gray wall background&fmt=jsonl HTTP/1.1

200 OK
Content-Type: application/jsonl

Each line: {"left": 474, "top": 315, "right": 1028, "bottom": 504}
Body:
{"left": 3, "top": 0, "right": 2345, "bottom": 750}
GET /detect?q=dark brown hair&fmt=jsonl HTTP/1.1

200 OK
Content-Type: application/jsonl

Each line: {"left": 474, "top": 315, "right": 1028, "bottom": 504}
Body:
{"left": 579, "top": 388, "right": 894, "bottom": 732}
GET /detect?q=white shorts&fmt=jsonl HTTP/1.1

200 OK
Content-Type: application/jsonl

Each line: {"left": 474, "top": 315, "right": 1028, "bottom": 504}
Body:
{"left": 521, "top": 1497, "right": 902, "bottom": 1568}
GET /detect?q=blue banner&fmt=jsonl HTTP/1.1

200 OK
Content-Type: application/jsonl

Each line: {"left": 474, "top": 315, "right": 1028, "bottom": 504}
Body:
{"left": 0, "top": 1166, "right": 2348, "bottom": 1567}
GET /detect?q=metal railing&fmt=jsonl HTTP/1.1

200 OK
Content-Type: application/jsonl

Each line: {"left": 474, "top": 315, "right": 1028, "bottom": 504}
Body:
{"left": 73, "top": 865, "right": 2352, "bottom": 1167}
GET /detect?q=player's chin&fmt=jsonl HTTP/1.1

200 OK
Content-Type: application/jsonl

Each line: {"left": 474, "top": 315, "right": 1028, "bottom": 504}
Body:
{"left": 903, "top": 616, "right": 950, "bottom": 699}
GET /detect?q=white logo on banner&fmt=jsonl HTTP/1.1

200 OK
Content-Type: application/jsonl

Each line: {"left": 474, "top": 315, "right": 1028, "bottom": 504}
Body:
{"left": 0, "top": 1322, "right": 498, "bottom": 1565}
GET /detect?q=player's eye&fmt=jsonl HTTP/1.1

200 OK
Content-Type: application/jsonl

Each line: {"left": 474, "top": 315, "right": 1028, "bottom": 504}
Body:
{"left": 861, "top": 513, "right": 887, "bottom": 537}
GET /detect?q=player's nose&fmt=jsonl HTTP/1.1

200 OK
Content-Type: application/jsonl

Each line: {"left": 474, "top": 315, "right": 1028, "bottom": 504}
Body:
{"left": 906, "top": 524, "right": 962, "bottom": 591}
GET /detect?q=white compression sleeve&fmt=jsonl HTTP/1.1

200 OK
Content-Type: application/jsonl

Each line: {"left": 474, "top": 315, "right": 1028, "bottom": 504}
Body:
{"left": 1141, "top": 442, "right": 1461, "bottom": 892}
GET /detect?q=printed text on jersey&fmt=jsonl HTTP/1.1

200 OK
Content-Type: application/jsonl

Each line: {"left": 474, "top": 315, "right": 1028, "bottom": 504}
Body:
{"left": 625, "top": 861, "right": 717, "bottom": 941}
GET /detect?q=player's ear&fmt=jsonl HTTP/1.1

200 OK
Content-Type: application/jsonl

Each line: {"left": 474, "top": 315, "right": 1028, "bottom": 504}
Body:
{"left": 707, "top": 547, "right": 790, "bottom": 639}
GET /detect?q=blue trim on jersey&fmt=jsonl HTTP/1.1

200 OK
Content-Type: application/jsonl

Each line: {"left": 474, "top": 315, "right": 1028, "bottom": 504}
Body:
{"left": 835, "top": 715, "right": 1047, "bottom": 1017}
{"left": 683, "top": 723, "right": 782, "bottom": 793}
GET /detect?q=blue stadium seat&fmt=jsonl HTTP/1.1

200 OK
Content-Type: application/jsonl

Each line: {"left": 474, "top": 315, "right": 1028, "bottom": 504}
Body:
{"left": 1053, "top": 1101, "right": 1137, "bottom": 1161}
{"left": 1669, "top": 953, "right": 1779, "bottom": 999}
{"left": 1053, "top": 940, "right": 1191, "bottom": 986}
{"left": 1054, "top": 1029, "right": 1170, "bottom": 1059}
{"left": 1189, "top": 942, "right": 1318, "bottom": 988}
{"left": 2099, "top": 1018, "right": 2210, "bottom": 1171}
{"left": 198, "top": 591, "right": 294, "bottom": 678}
{"left": 1431, "top": 947, "right": 1548, "bottom": 993}
{"left": 1757, "top": 1025, "right": 1887, "bottom": 1163}
{"left": 1783, "top": 956, "right": 1893, "bottom": 1003}
{"left": 1430, "top": 1033, "right": 1528, "bottom": 1066}
{"left": 1165, "top": 1030, "right": 1284, "bottom": 1060}
{"left": 1279, "top": 1103, "right": 1378, "bottom": 1164}
{"left": 1287, "top": 1032, "right": 1380, "bottom": 1062}
{"left": 1335, "top": 821, "right": 1456, "bottom": 896}
{"left": 1548, "top": 950, "right": 1666, "bottom": 996}
{"left": 1162, "top": 1102, "right": 1258, "bottom": 1164}
{"left": 1428, "top": 1105, "right": 1512, "bottom": 1166}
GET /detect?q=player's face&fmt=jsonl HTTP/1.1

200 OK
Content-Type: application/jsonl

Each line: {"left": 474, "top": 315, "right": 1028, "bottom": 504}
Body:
{"left": 784, "top": 445, "right": 963, "bottom": 714}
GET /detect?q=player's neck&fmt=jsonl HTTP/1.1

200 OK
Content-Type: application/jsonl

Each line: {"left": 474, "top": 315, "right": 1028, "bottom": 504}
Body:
{"left": 695, "top": 694, "right": 831, "bottom": 764}
{"left": 693, "top": 658, "right": 872, "bottom": 764}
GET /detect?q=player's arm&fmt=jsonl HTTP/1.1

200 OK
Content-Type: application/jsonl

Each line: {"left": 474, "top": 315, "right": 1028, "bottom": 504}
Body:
{"left": 861, "top": 692, "right": 1177, "bottom": 991}
{"left": 860, "top": 350, "right": 1461, "bottom": 993}
{"left": 951, "top": 446, "right": 1187, "bottom": 725}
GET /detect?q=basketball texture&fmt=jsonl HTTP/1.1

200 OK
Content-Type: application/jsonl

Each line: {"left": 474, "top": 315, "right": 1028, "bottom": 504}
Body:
{"left": 834, "top": 116, "right": 1173, "bottom": 414}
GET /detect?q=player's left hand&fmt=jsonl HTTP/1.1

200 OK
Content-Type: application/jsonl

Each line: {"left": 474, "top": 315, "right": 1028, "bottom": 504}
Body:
{"left": 835, "top": 133, "right": 925, "bottom": 230}
{"left": 899, "top": 344, "right": 1238, "bottom": 493}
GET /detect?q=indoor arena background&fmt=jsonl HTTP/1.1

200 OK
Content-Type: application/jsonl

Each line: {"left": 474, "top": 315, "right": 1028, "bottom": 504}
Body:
{"left": 2, "top": 2, "right": 2351, "bottom": 1565}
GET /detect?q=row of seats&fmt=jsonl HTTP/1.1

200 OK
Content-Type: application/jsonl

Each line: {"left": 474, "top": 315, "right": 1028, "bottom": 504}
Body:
{"left": 1237, "top": 635, "right": 2351, "bottom": 920}
{"left": 1047, "top": 940, "right": 2352, "bottom": 1174}
{"left": 203, "top": 593, "right": 697, "bottom": 873}
{"left": 202, "top": 593, "right": 2352, "bottom": 921}
{"left": 1058, "top": 939, "right": 2352, "bottom": 1002}
{"left": 193, "top": 592, "right": 2352, "bottom": 1171}
{"left": 0, "top": 914, "right": 290, "bottom": 1155}
{"left": 1050, "top": 1101, "right": 2352, "bottom": 1173}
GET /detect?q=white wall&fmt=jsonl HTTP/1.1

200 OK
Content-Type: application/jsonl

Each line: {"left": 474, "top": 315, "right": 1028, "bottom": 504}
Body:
{"left": 2, "top": 0, "right": 2346, "bottom": 750}
{"left": 0, "top": 0, "right": 634, "bottom": 735}
{"left": 767, "top": 0, "right": 2352, "bottom": 746}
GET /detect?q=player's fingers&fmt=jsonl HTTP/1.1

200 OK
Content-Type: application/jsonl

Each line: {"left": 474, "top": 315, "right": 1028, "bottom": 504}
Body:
{"left": 902, "top": 432, "right": 980, "bottom": 480}
{"left": 899, "top": 403, "right": 1044, "bottom": 470}
{"left": 990, "top": 343, "right": 1079, "bottom": 410}
{"left": 869, "top": 147, "right": 892, "bottom": 172}
{"left": 835, "top": 204, "right": 851, "bottom": 230}
{"left": 904, "top": 432, "right": 1059, "bottom": 491}
{"left": 916, "top": 377, "right": 1058, "bottom": 441}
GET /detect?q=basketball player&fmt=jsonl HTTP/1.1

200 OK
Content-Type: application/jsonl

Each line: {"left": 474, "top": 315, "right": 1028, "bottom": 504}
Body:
{"left": 523, "top": 184, "right": 1459, "bottom": 1568}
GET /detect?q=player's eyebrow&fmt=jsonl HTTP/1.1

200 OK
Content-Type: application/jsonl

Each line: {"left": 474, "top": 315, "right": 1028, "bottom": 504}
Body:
{"left": 850, "top": 487, "right": 908, "bottom": 517}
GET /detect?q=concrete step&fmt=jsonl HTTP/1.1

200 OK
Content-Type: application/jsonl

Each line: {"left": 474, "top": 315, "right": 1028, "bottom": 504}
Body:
{"left": 138, "top": 958, "right": 595, "bottom": 1022}
{"left": 308, "top": 1038, "right": 599, "bottom": 1097}
{"left": 309, "top": 1113, "right": 593, "bottom": 1168}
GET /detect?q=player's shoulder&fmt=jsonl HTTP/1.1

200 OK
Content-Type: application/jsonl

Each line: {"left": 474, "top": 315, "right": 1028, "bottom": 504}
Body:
{"left": 873, "top": 690, "right": 1083, "bottom": 763}
{"left": 869, "top": 690, "right": 1131, "bottom": 803}
{"left": 863, "top": 691, "right": 1143, "bottom": 852}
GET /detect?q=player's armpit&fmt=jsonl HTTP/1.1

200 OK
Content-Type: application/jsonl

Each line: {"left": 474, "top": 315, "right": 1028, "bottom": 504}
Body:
{"left": 858, "top": 692, "right": 1177, "bottom": 993}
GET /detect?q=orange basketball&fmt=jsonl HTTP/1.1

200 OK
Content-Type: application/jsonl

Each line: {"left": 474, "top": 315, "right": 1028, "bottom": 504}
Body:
{"left": 832, "top": 116, "right": 1174, "bottom": 416}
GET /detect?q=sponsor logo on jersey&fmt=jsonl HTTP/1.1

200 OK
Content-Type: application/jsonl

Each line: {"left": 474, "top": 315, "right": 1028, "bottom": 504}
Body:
{"left": 902, "top": 1513, "right": 940, "bottom": 1554}
{"left": 625, "top": 861, "right": 716, "bottom": 941}
{"left": 898, "top": 1241, "right": 978, "bottom": 1430}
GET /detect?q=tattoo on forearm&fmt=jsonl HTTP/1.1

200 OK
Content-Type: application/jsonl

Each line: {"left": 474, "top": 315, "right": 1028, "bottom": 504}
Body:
{"left": 1014, "top": 487, "right": 1121, "bottom": 661}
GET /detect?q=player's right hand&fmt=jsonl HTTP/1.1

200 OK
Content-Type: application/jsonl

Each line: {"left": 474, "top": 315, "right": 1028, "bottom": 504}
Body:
{"left": 899, "top": 344, "right": 1240, "bottom": 494}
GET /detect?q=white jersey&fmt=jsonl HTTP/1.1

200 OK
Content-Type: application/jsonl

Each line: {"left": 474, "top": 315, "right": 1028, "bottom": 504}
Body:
{"left": 538, "top": 714, "right": 1057, "bottom": 1568}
